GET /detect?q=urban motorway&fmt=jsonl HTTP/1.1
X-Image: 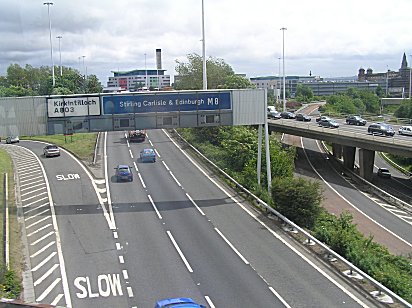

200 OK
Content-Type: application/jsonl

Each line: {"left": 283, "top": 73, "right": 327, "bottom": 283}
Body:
{"left": 2, "top": 129, "right": 382, "bottom": 308}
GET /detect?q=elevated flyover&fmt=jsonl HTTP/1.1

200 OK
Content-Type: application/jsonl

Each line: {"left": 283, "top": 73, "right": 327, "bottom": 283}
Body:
{"left": 268, "top": 119, "right": 412, "bottom": 180}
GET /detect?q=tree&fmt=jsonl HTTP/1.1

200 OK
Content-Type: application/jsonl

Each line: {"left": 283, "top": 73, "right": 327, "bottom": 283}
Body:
{"left": 296, "top": 84, "right": 314, "bottom": 102}
{"left": 220, "top": 75, "right": 255, "bottom": 89}
{"left": 174, "top": 53, "right": 234, "bottom": 90}
{"left": 271, "top": 177, "right": 323, "bottom": 229}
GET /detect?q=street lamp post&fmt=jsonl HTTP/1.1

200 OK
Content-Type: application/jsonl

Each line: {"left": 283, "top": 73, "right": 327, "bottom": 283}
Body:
{"left": 56, "top": 35, "right": 62, "bottom": 76}
{"left": 144, "top": 53, "right": 148, "bottom": 89}
{"left": 280, "top": 27, "right": 287, "bottom": 112}
{"left": 201, "top": 0, "right": 207, "bottom": 90}
{"left": 43, "top": 2, "right": 55, "bottom": 87}
{"left": 277, "top": 56, "right": 281, "bottom": 105}
{"left": 409, "top": 54, "right": 412, "bottom": 99}
{"left": 82, "top": 55, "right": 86, "bottom": 79}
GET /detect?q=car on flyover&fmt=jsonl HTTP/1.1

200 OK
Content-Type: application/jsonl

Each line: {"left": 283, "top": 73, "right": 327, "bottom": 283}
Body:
{"left": 268, "top": 111, "right": 281, "bottom": 120}
{"left": 367, "top": 123, "right": 395, "bottom": 136}
{"left": 114, "top": 165, "right": 133, "bottom": 182}
{"left": 43, "top": 145, "right": 60, "bottom": 157}
{"left": 377, "top": 167, "right": 391, "bottom": 179}
{"left": 398, "top": 125, "right": 412, "bottom": 136}
{"left": 318, "top": 118, "right": 340, "bottom": 128}
{"left": 280, "top": 111, "right": 296, "bottom": 119}
{"left": 346, "top": 115, "right": 367, "bottom": 126}
{"left": 295, "top": 113, "right": 311, "bottom": 122}
{"left": 154, "top": 298, "right": 206, "bottom": 308}
{"left": 140, "top": 148, "right": 156, "bottom": 162}
{"left": 315, "top": 115, "right": 331, "bottom": 122}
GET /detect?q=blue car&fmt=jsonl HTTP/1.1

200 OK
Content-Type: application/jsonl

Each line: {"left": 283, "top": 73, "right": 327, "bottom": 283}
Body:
{"left": 154, "top": 298, "right": 205, "bottom": 308}
{"left": 140, "top": 148, "right": 156, "bottom": 162}
{"left": 115, "top": 165, "right": 133, "bottom": 182}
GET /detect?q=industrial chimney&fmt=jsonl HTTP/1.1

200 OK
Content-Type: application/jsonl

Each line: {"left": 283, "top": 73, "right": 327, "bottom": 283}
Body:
{"left": 156, "top": 49, "right": 162, "bottom": 70}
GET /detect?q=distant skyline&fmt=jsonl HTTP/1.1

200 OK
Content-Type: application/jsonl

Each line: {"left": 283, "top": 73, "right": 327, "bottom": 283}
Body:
{"left": 1, "top": 0, "right": 411, "bottom": 85}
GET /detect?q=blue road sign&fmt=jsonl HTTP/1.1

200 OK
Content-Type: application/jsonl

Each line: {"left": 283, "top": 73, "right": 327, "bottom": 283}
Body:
{"left": 102, "top": 91, "right": 231, "bottom": 114}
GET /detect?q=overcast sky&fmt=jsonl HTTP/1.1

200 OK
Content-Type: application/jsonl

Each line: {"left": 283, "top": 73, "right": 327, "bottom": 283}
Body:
{"left": 1, "top": 0, "right": 412, "bottom": 85}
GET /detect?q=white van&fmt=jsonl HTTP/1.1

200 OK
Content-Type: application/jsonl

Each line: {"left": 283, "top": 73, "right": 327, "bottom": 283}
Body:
{"left": 398, "top": 125, "right": 412, "bottom": 136}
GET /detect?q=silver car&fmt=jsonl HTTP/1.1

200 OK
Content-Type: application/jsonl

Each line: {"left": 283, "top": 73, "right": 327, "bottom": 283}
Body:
{"left": 6, "top": 136, "right": 19, "bottom": 144}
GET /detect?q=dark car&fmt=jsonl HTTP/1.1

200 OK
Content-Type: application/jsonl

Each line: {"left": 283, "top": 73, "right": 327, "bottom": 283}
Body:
{"left": 115, "top": 165, "right": 133, "bottom": 182}
{"left": 154, "top": 298, "right": 206, "bottom": 308}
{"left": 43, "top": 145, "right": 60, "bottom": 157}
{"left": 280, "top": 111, "right": 296, "bottom": 119}
{"left": 377, "top": 167, "right": 391, "bottom": 179}
{"left": 268, "top": 111, "right": 281, "bottom": 120}
{"left": 295, "top": 113, "right": 311, "bottom": 122}
{"left": 318, "top": 118, "right": 340, "bottom": 128}
{"left": 367, "top": 123, "right": 395, "bottom": 136}
{"left": 315, "top": 115, "right": 331, "bottom": 122}
{"left": 346, "top": 115, "right": 367, "bottom": 126}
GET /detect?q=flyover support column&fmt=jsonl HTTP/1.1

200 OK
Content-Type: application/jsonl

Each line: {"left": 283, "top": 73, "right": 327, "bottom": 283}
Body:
{"left": 342, "top": 146, "right": 356, "bottom": 170}
{"left": 359, "top": 149, "right": 375, "bottom": 181}
{"left": 332, "top": 143, "right": 342, "bottom": 159}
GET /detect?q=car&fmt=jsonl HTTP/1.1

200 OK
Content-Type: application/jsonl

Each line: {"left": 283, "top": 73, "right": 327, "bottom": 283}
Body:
{"left": 115, "top": 165, "right": 133, "bottom": 182}
{"left": 140, "top": 148, "right": 156, "bottom": 162}
{"left": 295, "top": 113, "right": 311, "bottom": 122}
{"left": 367, "top": 123, "right": 395, "bottom": 136}
{"left": 280, "top": 111, "right": 296, "bottom": 119}
{"left": 154, "top": 298, "right": 206, "bottom": 308}
{"left": 267, "top": 105, "right": 277, "bottom": 118}
{"left": 268, "top": 111, "right": 281, "bottom": 119}
{"left": 318, "top": 118, "right": 340, "bottom": 128}
{"left": 315, "top": 115, "right": 331, "bottom": 122}
{"left": 43, "top": 144, "right": 60, "bottom": 157}
{"left": 398, "top": 125, "right": 412, "bottom": 136}
{"left": 346, "top": 115, "right": 367, "bottom": 126}
{"left": 6, "top": 136, "right": 19, "bottom": 144}
{"left": 377, "top": 167, "right": 391, "bottom": 179}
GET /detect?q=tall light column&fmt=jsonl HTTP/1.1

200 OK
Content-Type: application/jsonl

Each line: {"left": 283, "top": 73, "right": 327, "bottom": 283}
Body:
{"left": 44, "top": 2, "right": 55, "bottom": 87}
{"left": 56, "top": 35, "right": 62, "bottom": 76}
{"left": 280, "top": 27, "right": 287, "bottom": 111}
{"left": 144, "top": 53, "right": 148, "bottom": 89}
{"left": 201, "top": 0, "right": 207, "bottom": 89}
{"left": 277, "top": 56, "right": 281, "bottom": 105}
{"left": 82, "top": 55, "right": 86, "bottom": 79}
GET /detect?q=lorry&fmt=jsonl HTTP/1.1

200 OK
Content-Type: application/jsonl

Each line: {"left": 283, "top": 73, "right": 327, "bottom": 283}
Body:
{"left": 128, "top": 130, "right": 146, "bottom": 142}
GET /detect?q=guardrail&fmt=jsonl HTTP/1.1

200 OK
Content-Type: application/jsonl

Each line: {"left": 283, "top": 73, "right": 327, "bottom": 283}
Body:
{"left": 172, "top": 129, "right": 412, "bottom": 307}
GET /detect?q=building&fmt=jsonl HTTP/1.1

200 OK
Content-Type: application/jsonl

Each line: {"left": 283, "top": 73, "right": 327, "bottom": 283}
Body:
{"left": 358, "top": 53, "right": 411, "bottom": 97}
{"left": 249, "top": 75, "right": 316, "bottom": 97}
{"left": 302, "top": 80, "right": 378, "bottom": 96}
{"left": 106, "top": 49, "right": 171, "bottom": 91}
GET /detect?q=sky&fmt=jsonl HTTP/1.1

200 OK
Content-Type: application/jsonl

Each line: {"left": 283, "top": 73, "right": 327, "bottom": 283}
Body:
{"left": 1, "top": 0, "right": 412, "bottom": 86}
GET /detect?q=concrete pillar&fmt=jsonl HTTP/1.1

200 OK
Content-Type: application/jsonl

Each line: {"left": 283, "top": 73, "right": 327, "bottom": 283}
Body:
{"left": 359, "top": 149, "right": 375, "bottom": 181}
{"left": 332, "top": 143, "right": 342, "bottom": 159}
{"left": 342, "top": 146, "right": 356, "bottom": 170}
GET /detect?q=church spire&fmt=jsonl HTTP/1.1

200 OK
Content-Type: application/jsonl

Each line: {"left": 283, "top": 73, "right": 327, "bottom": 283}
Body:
{"left": 401, "top": 52, "right": 408, "bottom": 69}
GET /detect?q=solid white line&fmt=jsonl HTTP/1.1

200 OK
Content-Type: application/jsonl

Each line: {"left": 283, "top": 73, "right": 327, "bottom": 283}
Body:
{"left": 22, "top": 197, "right": 49, "bottom": 208}
{"left": 138, "top": 173, "right": 146, "bottom": 189}
{"left": 25, "top": 202, "right": 49, "bottom": 214}
{"left": 34, "top": 264, "right": 59, "bottom": 286}
{"left": 164, "top": 131, "right": 369, "bottom": 307}
{"left": 170, "top": 172, "right": 182, "bottom": 187}
{"left": 162, "top": 161, "right": 170, "bottom": 171}
{"left": 18, "top": 165, "right": 41, "bottom": 173}
{"left": 31, "top": 252, "right": 57, "bottom": 272}
{"left": 26, "top": 216, "right": 50, "bottom": 229}
{"left": 21, "top": 182, "right": 45, "bottom": 192}
{"left": 21, "top": 186, "right": 46, "bottom": 197}
{"left": 154, "top": 149, "right": 161, "bottom": 158}
{"left": 127, "top": 286, "right": 134, "bottom": 297}
{"left": 30, "top": 231, "right": 54, "bottom": 246}
{"left": 30, "top": 241, "right": 55, "bottom": 258}
{"left": 129, "top": 149, "right": 134, "bottom": 159}
{"left": 310, "top": 139, "right": 412, "bottom": 249}
{"left": 25, "top": 209, "right": 50, "bottom": 221}
{"left": 21, "top": 191, "right": 48, "bottom": 202}
{"left": 18, "top": 169, "right": 42, "bottom": 178}
{"left": 116, "top": 243, "right": 121, "bottom": 250}
{"left": 122, "top": 269, "right": 129, "bottom": 280}
{"left": 269, "top": 287, "right": 291, "bottom": 308}
{"left": 214, "top": 228, "right": 249, "bottom": 264}
{"left": 20, "top": 179, "right": 44, "bottom": 188}
{"left": 103, "top": 132, "right": 117, "bottom": 229}
{"left": 186, "top": 193, "right": 205, "bottom": 215}
{"left": 36, "top": 278, "right": 61, "bottom": 302}
{"left": 19, "top": 175, "right": 43, "bottom": 184}
{"left": 51, "top": 294, "right": 64, "bottom": 306}
{"left": 27, "top": 224, "right": 52, "bottom": 237}
{"left": 204, "top": 296, "right": 215, "bottom": 308}
{"left": 149, "top": 139, "right": 153, "bottom": 147}
{"left": 148, "top": 195, "right": 162, "bottom": 219}
{"left": 119, "top": 255, "right": 124, "bottom": 264}
{"left": 133, "top": 161, "right": 139, "bottom": 172}
{"left": 167, "top": 231, "right": 193, "bottom": 272}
